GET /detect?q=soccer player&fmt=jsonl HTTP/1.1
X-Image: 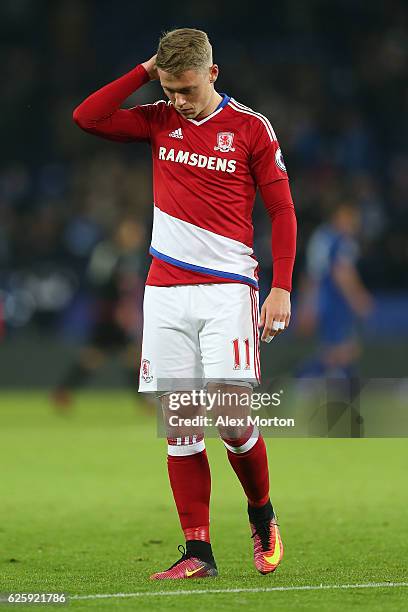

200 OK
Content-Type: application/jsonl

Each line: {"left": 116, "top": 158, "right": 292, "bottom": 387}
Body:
{"left": 73, "top": 28, "right": 297, "bottom": 579}
{"left": 296, "top": 201, "right": 373, "bottom": 378}
{"left": 52, "top": 218, "right": 145, "bottom": 409}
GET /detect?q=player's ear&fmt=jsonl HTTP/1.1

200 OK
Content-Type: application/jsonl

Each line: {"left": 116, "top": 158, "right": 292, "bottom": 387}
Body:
{"left": 209, "top": 64, "right": 219, "bottom": 83}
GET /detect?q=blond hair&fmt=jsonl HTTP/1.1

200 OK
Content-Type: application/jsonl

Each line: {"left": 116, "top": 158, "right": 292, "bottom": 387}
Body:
{"left": 156, "top": 28, "right": 213, "bottom": 74}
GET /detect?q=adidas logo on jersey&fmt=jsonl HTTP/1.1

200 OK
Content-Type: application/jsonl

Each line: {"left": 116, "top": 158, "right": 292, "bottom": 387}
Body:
{"left": 169, "top": 128, "right": 183, "bottom": 139}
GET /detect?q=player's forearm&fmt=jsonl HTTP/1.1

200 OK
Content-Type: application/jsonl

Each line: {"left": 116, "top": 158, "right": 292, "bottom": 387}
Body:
{"left": 73, "top": 64, "right": 149, "bottom": 128}
{"left": 333, "top": 264, "right": 371, "bottom": 315}
{"left": 260, "top": 180, "right": 297, "bottom": 293}
{"left": 271, "top": 211, "right": 297, "bottom": 292}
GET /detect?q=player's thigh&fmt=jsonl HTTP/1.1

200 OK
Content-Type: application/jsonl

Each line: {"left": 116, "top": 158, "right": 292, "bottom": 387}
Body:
{"left": 199, "top": 283, "right": 260, "bottom": 385}
{"left": 139, "top": 285, "right": 203, "bottom": 392}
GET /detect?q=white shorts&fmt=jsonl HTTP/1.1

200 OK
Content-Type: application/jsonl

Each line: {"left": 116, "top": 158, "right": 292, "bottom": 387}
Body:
{"left": 138, "top": 283, "right": 260, "bottom": 392}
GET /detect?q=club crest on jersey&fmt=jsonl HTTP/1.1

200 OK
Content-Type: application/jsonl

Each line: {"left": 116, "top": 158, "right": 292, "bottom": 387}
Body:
{"left": 214, "top": 132, "right": 235, "bottom": 153}
{"left": 141, "top": 359, "right": 153, "bottom": 383}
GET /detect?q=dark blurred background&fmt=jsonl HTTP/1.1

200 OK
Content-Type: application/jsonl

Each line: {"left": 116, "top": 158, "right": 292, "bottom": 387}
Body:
{"left": 0, "top": 0, "right": 407, "bottom": 387}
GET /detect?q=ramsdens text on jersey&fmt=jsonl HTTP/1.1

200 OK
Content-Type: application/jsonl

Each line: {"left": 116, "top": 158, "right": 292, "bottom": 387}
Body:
{"left": 158, "top": 147, "right": 237, "bottom": 173}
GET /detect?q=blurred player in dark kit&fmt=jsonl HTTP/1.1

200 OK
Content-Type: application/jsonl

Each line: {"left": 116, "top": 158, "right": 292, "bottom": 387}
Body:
{"left": 52, "top": 218, "right": 146, "bottom": 407}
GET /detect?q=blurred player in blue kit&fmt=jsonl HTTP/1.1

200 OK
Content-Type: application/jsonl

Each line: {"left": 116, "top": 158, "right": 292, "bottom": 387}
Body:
{"left": 296, "top": 200, "right": 373, "bottom": 378}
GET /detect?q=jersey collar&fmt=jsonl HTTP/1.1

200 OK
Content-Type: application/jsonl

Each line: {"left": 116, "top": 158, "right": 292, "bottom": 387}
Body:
{"left": 182, "top": 93, "right": 231, "bottom": 126}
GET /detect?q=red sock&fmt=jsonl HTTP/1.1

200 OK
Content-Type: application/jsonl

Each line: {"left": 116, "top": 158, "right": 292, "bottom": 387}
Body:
{"left": 167, "top": 435, "right": 211, "bottom": 542}
{"left": 222, "top": 426, "right": 270, "bottom": 507}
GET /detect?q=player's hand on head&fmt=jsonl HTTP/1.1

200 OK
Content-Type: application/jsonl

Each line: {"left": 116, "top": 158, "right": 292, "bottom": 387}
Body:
{"left": 259, "top": 287, "right": 291, "bottom": 343}
{"left": 141, "top": 54, "right": 159, "bottom": 81}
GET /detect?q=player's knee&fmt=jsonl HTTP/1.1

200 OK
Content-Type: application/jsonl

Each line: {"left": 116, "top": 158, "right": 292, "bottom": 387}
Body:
{"left": 217, "top": 422, "right": 248, "bottom": 441}
{"left": 208, "top": 381, "right": 252, "bottom": 440}
{"left": 160, "top": 391, "right": 206, "bottom": 439}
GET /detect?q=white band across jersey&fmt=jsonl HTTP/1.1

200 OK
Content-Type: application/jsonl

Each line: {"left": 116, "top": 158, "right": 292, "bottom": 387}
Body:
{"left": 150, "top": 205, "right": 258, "bottom": 288}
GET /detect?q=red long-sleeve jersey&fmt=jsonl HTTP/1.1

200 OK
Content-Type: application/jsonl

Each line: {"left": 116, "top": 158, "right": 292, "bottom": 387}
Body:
{"left": 73, "top": 64, "right": 297, "bottom": 291}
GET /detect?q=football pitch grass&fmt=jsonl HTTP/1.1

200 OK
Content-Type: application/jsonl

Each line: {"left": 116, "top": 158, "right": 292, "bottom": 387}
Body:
{"left": 1, "top": 392, "right": 407, "bottom": 611}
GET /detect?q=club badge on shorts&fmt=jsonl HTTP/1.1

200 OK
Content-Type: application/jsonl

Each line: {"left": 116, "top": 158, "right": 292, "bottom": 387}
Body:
{"left": 141, "top": 359, "right": 153, "bottom": 383}
{"left": 214, "top": 132, "right": 235, "bottom": 153}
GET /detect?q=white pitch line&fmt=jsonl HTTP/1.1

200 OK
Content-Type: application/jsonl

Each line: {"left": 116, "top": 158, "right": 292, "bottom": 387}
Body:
{"left": 71, "top": 582, "right": 408, "bottom": 601}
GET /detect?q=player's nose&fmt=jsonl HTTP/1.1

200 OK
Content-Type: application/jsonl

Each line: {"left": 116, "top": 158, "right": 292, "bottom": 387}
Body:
{"left": 174, "top": 94, "right": 187, "bottom": 108}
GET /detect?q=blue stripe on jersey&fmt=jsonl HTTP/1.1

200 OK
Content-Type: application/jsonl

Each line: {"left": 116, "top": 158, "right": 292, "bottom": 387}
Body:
{"left": 149, "top": 246, "right": 258, "bottom": 288}
{"left": 216, "top": 94, "right": 231, "bottom": 111}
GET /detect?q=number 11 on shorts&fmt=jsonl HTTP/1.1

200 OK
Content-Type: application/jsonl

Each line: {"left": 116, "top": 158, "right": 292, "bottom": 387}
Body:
{"left": 232, "top": 338, "right": 251, "bottom": 370}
